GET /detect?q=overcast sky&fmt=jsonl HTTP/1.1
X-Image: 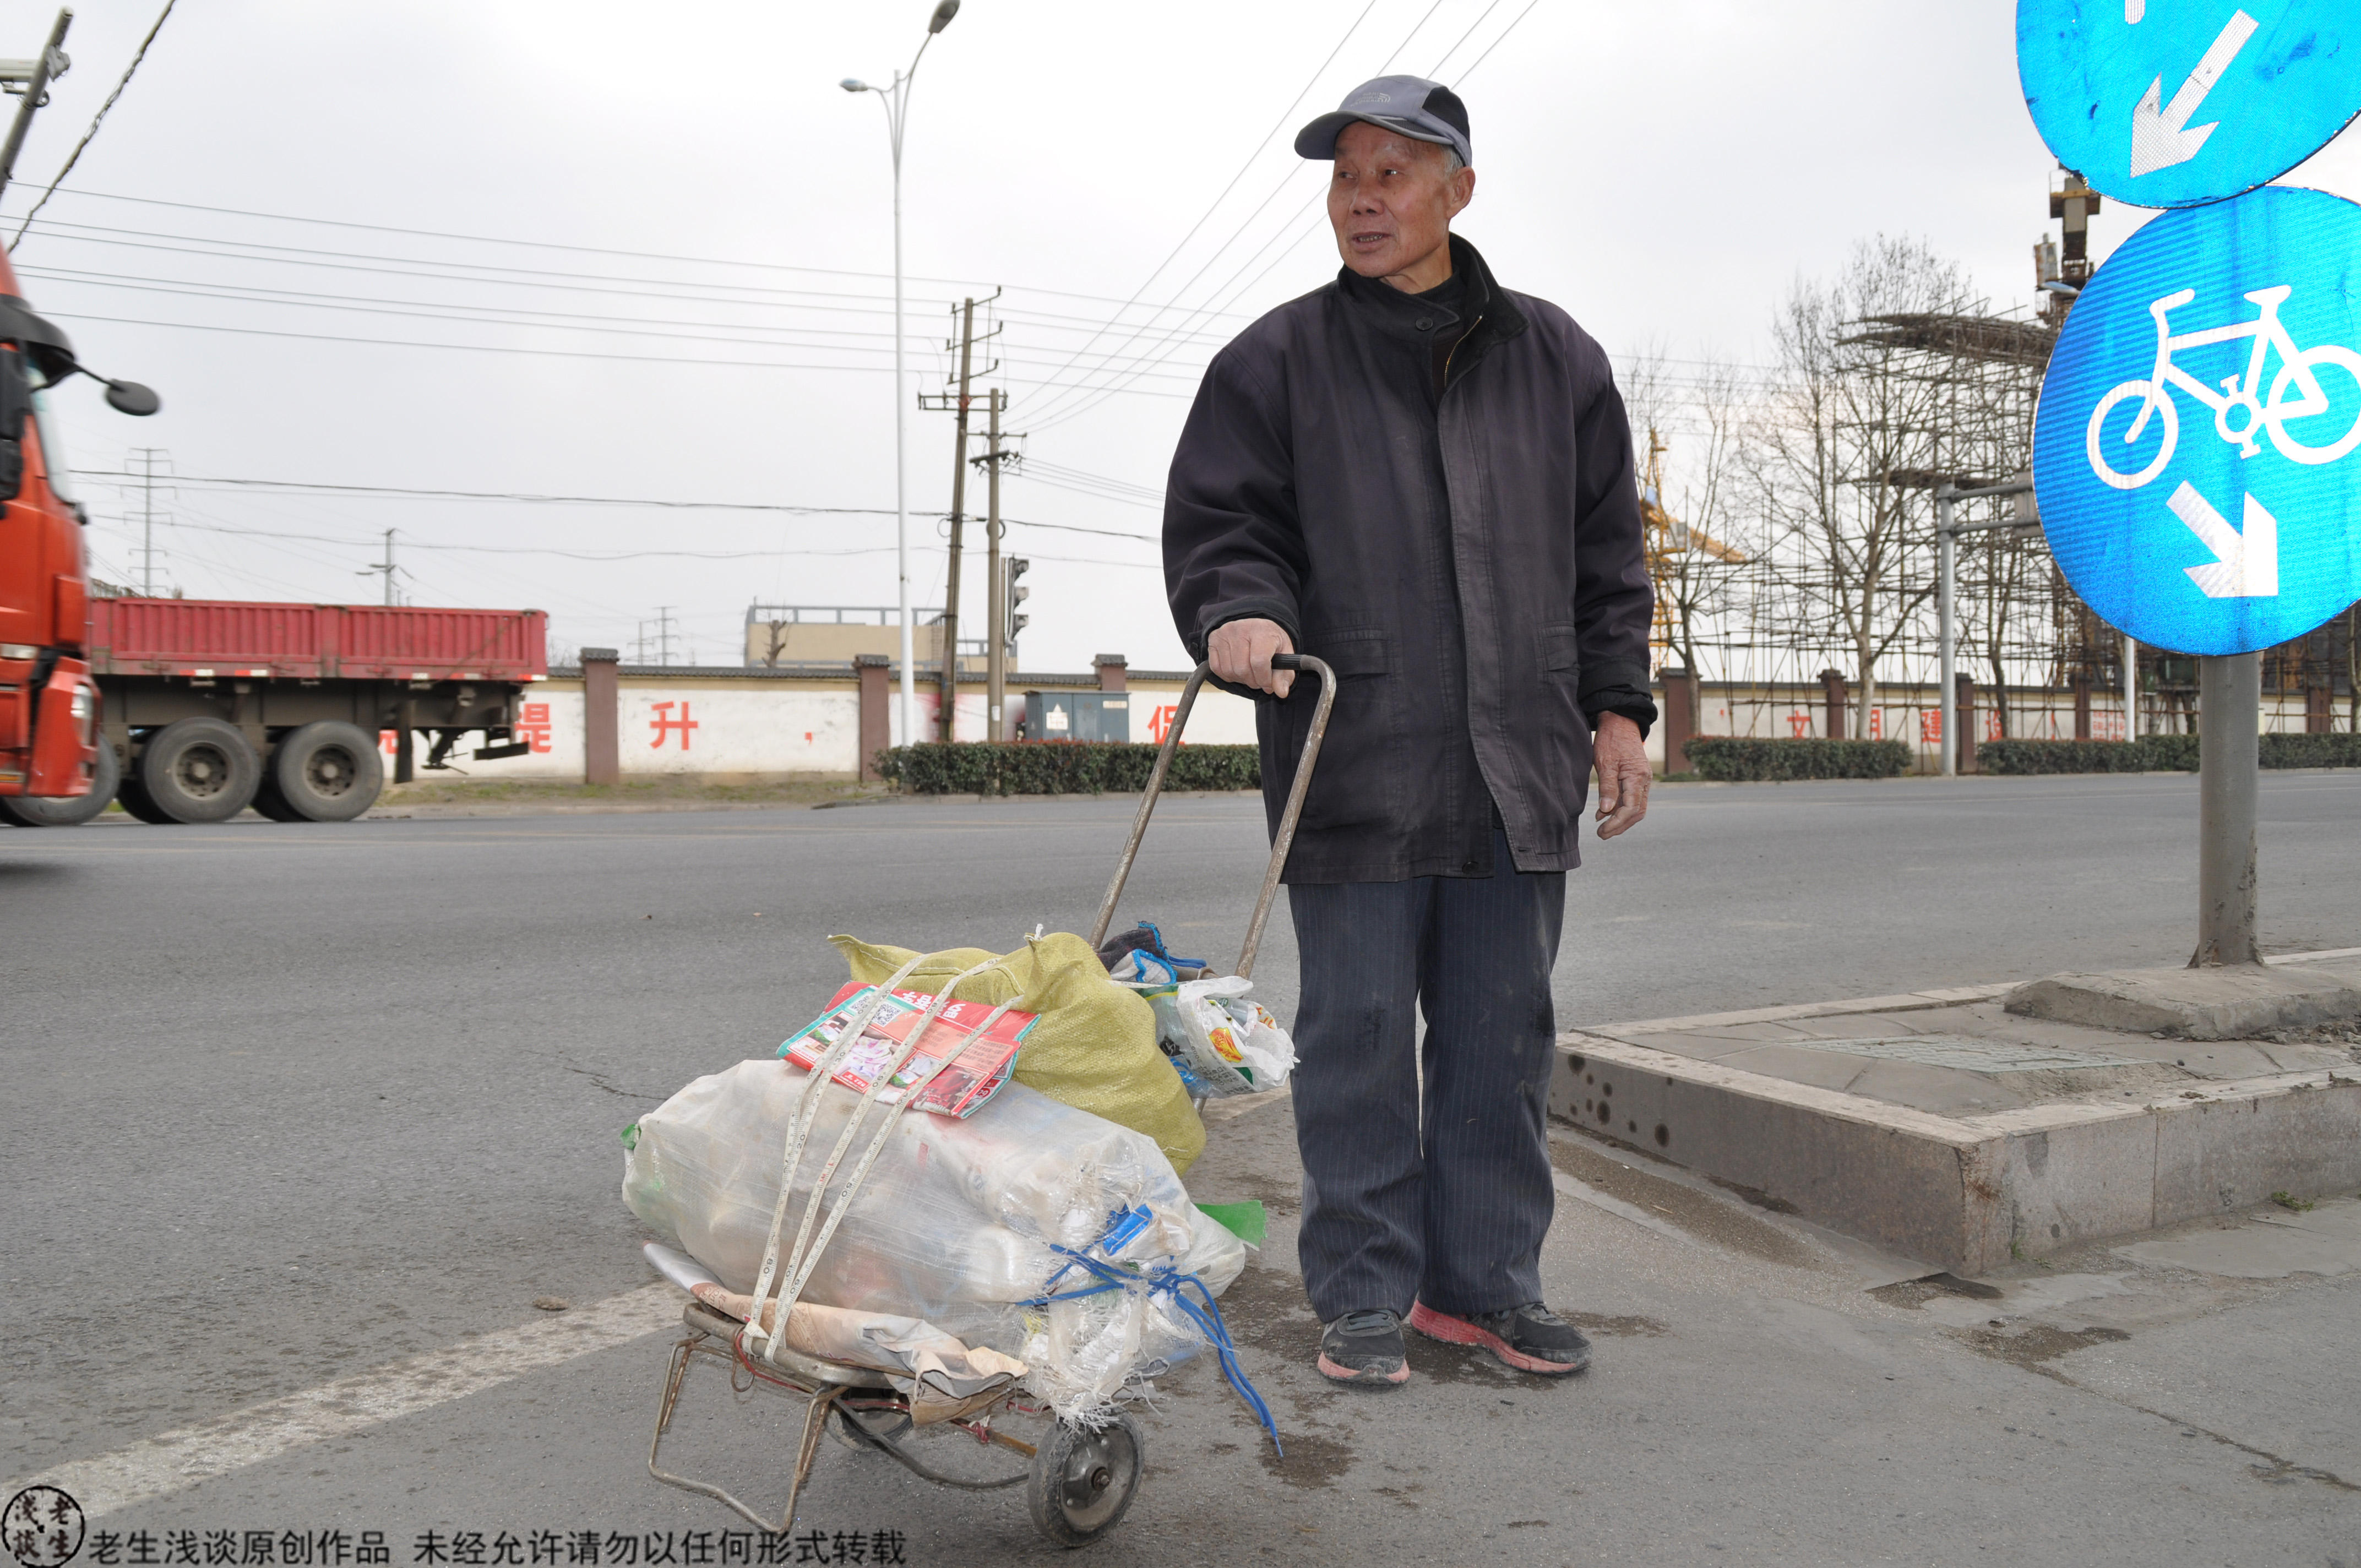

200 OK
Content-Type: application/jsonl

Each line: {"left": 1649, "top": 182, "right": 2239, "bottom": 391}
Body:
{"left": 6, "top": 0, "right": 2358, "bottom": 672}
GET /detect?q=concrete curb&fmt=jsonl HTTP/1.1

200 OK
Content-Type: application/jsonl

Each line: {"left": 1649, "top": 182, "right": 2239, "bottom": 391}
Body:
{"left": 1554, "top": 959, "right": 2361, "bottom": 1275}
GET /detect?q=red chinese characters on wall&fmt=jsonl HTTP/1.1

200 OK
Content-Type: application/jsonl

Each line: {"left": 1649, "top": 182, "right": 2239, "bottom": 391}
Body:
{"left": 650, "top": 700, "right": 698, "bottom": 750}
{"left": 515, "top": 701, "right": 552, "bottom": 754}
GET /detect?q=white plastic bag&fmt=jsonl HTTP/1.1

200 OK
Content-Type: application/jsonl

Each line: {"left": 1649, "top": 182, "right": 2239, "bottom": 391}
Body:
{"left": 1152, "top": 976, "right": 1296, "bottom": 1097}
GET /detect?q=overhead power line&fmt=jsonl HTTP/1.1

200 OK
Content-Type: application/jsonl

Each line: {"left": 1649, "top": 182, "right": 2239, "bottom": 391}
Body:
{"left": 66, "top": 466, "right": 1161, "bottom": 542}
{"left": 9, "top": 1, "right": 179, "bottom": 249}
{"left": 84, "top": 512, "right": 1160, "bottom": 571}
{"left": 42, "top": 307, "right": 1200, "bottom": 396}
{"left": 7, "top": 184, "right": 1257, "bottom": 320}
{"left": 1024, "top": 0, "right": 1553, "bottom": 432}
{"left": 1014, "top": 0, "right": 1385, "bottom": 414}
{"left": 14, "top": 262, "right": 1221, "bottom": 385}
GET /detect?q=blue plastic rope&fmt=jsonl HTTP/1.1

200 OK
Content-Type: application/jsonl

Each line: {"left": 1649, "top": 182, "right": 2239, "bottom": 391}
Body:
{"left": 1135, "top": 921, "right": 1206, "bottom": 973}
{"left": 1025, "top": 1222, "right": 1283, "bottom": 1457}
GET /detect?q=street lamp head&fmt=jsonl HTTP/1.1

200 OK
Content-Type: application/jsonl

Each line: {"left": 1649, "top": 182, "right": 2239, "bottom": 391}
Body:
{"left": 928, "top": 0, "right": 959, "bottom": 34}
{"left": 839, "top": 77, "right": 869, "bottom": 92}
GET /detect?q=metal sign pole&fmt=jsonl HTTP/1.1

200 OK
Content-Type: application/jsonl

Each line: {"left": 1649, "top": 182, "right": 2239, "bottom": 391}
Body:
{"left": 2194, "top": 652, "right": 2261, "bottom": 966}
{"left": 1937, "top": 487, "right": 1957, "bottom": 778}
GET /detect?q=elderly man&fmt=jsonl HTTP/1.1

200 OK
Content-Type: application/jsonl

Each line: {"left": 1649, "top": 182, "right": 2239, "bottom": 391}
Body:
{"left": 1163, "top": 77, "right": 1656, "bottom": 1387}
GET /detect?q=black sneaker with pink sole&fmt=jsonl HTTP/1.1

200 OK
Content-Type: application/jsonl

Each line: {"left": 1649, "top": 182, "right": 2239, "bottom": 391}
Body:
{"left": 1317, "top": 1309, "right": 1410, "bottom": 1387}
{"left": 1407, "top": 1300, "right": 1593, "bottom": 1375}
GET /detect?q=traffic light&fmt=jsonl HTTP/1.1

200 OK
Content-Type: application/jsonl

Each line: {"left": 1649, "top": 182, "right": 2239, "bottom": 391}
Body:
{"left": 1004, "top": 557, "right": 1030, "bottom": 650}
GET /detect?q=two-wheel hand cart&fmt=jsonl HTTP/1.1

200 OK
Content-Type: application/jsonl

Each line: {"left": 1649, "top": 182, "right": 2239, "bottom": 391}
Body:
{"left": 643, "top": 656, "right": 1334, "bottom": 1548}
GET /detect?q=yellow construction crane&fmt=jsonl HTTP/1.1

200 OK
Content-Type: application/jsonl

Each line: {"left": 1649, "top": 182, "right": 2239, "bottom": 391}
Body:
{"left": 1639, "top": 428, "right": 1747, "bottom": 669}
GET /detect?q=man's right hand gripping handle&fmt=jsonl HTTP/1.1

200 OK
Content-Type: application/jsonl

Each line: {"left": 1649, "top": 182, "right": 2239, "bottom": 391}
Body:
{"left": 1207, "top": 617, "right": 1296, "bottom": 699}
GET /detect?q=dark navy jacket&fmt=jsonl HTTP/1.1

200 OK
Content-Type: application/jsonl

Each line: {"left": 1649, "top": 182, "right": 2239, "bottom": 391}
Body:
{"left": 1163, "top": 236, "right": 1655, "bottom": 883}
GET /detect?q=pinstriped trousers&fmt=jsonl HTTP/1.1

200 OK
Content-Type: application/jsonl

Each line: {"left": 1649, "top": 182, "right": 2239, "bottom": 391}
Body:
{"left": 1284, "top": 829, "right": 1566, "bottom": 1321}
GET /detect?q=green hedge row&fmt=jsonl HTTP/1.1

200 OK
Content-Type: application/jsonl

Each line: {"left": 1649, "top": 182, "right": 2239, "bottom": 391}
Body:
{"left": 1980, "top": 733, "right": 2361, "bottom": 773}
{"left": 878, "top": 742, "right": 1263, "bottom": 796}
{"left": 1683, "top": 737, "right": 1913, "bottom": 781}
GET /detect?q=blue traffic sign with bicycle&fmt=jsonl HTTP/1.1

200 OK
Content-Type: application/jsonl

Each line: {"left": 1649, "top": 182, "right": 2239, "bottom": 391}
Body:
{"left": 2019, "top": 0, "right": 2361, "bottom": 208}
{"left": 2033, "top": 184, "right": 2361, "bottom": 655}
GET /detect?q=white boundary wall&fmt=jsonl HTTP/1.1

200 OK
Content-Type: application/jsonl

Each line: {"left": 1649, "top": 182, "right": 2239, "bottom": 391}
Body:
{"left": 377, "top": 673, "right": 1259, "bottom": 781}
{"left": 378, "top": 671, "right": 2324, "bottom": 783}
{"left": 1652, "top": 682, "right": 2332, "bottom": 773}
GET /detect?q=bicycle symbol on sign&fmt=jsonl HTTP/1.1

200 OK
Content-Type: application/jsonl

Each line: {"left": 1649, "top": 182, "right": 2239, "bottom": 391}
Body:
{"left": 2083, "top": 285, "right": 2361, "bottom": 490}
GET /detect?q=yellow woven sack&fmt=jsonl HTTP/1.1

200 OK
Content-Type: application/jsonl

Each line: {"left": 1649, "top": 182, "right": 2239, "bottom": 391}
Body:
{"left": 829, "top": 932, "right": 1207, "bottom": 1175}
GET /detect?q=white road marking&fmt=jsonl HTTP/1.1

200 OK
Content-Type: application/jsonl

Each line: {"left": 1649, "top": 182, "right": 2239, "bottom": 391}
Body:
{"left": 9, "top": 1282, "right": 681, "bottom": 1518}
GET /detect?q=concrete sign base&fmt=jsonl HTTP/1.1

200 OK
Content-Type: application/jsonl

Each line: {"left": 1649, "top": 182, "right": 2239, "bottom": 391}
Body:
{"left": 2007, "top": 951, "right": 2361, "bottom": 1038}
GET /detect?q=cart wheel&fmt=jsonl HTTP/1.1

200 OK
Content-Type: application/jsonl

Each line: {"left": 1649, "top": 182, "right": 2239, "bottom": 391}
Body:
{"left": 1027, "top": 1411, "right": 1144, "bottom": 1548}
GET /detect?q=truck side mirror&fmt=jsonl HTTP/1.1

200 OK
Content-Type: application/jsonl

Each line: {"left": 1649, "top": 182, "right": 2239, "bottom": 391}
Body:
{"left": 105, "top": 380, "right": 160, "bottom": 416}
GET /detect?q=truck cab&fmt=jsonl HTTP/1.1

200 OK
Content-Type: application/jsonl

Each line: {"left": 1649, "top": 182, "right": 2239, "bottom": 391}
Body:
{"left": 0, "top": 244, "right": 143, "bottom": 808}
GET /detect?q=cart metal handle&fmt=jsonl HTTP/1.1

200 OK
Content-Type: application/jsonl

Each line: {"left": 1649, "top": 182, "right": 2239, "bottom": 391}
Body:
{"left": 1089, "top": 652, "right": 1336, "bottom": 980}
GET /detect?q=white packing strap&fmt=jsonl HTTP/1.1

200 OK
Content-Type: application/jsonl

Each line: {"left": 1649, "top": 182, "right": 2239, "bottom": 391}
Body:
{"left": 758, "top": 956, "right": 999, "bottom": 1364}
{"left": 739, "top": 954, "right": 926, "bottom": 1354}
{"left": 771, "top": 990, "right": 1025, "bottom": 1326}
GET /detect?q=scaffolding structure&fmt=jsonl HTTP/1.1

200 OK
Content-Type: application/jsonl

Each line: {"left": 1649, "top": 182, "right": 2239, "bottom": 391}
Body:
{"left": 1637, "top": 293, "right": 2358, "bottom": 737}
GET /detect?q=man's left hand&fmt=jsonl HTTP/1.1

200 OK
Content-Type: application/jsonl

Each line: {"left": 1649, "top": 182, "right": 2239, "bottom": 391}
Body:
{"left": 1592, "top": 712, "right": 1650, "bottom": 840}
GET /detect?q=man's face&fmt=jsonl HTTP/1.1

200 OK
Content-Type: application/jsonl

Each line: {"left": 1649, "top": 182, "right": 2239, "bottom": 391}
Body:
{"left": 1326, "top": 121, "right": 1475, "bottom": 283}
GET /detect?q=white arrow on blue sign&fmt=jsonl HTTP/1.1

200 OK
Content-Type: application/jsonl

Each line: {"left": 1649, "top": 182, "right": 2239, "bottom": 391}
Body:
{"left": 2018, "top": 0, "right": 2361, "bottom": 207}
{"left": 2033, "top": 185, "right": 2361, "bottom": 655}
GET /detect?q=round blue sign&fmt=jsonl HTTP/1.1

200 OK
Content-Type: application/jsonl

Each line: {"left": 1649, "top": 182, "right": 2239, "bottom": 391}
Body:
{"left": 2019, "top": 0, "right": 2361, "bottom": 208}
{"left": 2034, "top": 185, "right": 2361, "bottom": 655}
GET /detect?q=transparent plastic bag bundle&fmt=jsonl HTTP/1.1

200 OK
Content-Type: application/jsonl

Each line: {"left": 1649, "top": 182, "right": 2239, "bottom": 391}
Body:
{"left": 622, "top": 1059, "right": 1243, "bottom": 1419}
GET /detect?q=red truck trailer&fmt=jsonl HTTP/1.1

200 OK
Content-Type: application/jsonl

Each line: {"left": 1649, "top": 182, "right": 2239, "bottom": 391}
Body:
{"left": 12, "top": 594, "right": 551, "bottom": 825}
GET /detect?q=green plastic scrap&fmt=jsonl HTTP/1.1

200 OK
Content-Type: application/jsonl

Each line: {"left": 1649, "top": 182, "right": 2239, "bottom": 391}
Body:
{"left": 1195, "top": 1200, "right": 1266, "bottom": 1247}
{"left": 621, "top": 1123, "right": 639, "bottom": 1151}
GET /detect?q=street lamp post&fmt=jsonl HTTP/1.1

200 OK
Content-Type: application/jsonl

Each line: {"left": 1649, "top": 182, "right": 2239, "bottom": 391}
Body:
{"left": 842, "top": 0, "right": 960, "bottom": 748}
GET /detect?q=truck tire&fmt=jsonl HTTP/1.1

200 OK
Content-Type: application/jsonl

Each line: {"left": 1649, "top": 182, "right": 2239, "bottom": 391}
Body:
{"left": 0, "top": 736, "right": 119, "bottom": 826}
{"left": 138, "top": 718, "right": 262, "bottom": 823}
{"left": 261, "top": 721, "right": 383, "bottom": 822}
{"left": 115, "top": 770, "right": 176, "bottom": 823}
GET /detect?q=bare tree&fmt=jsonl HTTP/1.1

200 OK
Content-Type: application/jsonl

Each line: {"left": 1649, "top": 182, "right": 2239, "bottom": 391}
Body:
{"left": 2348, "top": 601, "right": 2358, "bottom": 734}
{"left": 1619, "top": 344, "right": 1751, "bottom": 706}
{"left": 1971, "top": 526, "right": 2043, "bottom": 737}
{"left": 1751, "top": 236, "right": 1972, "bottom": 734}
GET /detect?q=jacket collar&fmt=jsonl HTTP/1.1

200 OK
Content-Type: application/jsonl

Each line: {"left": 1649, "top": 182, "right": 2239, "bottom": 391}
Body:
{"left": 1333, "top": 234, "right": 1528, "bottom": 366}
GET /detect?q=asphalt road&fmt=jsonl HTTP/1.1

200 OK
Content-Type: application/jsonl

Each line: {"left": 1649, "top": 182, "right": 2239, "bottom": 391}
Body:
{"left": 5, "top": 773, "right": 2358, "bottom": 1565}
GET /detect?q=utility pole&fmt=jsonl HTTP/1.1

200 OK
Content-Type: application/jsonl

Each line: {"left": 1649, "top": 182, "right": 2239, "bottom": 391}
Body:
{"left": 983, "top": 389, "right": 1007, "bottom": 739}
{"left": 358, "top": 528, "right": 397, "bottom": 606}
{"left": 654, "top": 606, "right": 677, "bottom": 667}
{"left": 130, "top": 447, "right": 168, "bottom": 595}
{"left": 920, "top": 292, "right": 999, "bottom": 742}
{"left": 0, "top": 10, "right": 70, "bottom": 207}
{"left": 941, "top": 299, "right": 976, "bottom": 741}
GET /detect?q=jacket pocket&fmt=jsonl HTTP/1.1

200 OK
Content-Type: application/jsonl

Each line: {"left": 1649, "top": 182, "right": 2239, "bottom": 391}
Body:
{"left": 1541, "top": 623, "right": 1581, "bottom": 683}
{"left": 1278, "top": 629, "right": 1400, "bottom": 831}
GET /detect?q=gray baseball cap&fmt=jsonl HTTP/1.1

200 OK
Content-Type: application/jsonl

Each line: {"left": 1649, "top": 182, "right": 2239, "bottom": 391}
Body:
{"left": 1294, "top": 75, "right": 1472, "bottom": 167}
